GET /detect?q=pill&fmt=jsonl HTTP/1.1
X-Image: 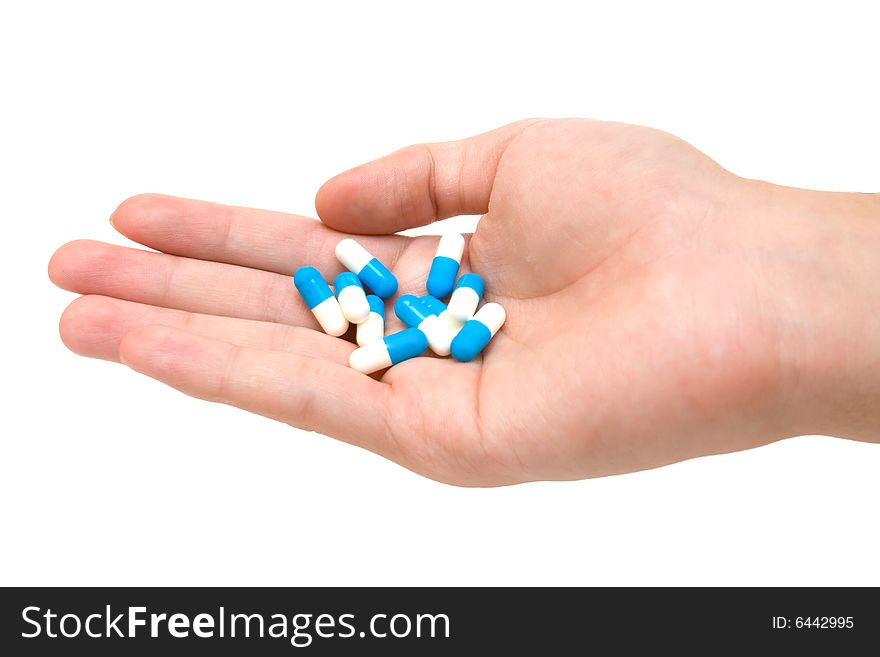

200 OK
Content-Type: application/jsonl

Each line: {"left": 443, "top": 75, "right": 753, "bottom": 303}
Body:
{"left": 335, "top": 238, "right": 398, "bottom": 298}
{"left": 426, "top": 233, "right": 465, "bottom": 299}
{"left": 419, "top": 296, "right": 462, "bottom": 357}
{"left": 349, "top": 327, "right": 428, "bottom": 374}
{"left": 450, "top": 302, "right": 506, "bottom": 362}
{"left": 356, "top": 294, "right": 385, "bottom": 346}
{"left": 333, "top": 272, "right": 370, "bottom": 324}
{"left": 293, "top": 266, "right": 349, "bottom": 337}
{"left": 447, "top": 273, "right": 485, "bottom": 323}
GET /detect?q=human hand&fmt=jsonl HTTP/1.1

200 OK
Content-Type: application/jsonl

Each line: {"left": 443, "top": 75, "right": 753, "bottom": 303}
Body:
{"left": 49, "top": 119, "right": 880, "bottom": 485}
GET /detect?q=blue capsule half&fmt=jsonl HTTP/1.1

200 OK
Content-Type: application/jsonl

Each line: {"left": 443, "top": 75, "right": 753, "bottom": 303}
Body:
{"left": 367, "top": 294, "right": 385, "bottom": 318}
{"left": 394, "top": 295, "right": 433, "bottom": 327}
{"left": 426, "top": 256, "right": 460, "bottom": 299}
{"left": 450, "top": 320, "right": 493, "bottom": 362}
{"left": 454, "top": 273, "right": 485, "bottom": 297}
{"left": 359, "top": 258, "right": 398, "bottom": 299}
{"left": 293, "top": 266, "right": 333, "bottom": 309}
{"left": 333, "top": 271, "right": 363, "bottom": 294}
{"left": 386, "top": 327, "right": 428, "bottom": 365}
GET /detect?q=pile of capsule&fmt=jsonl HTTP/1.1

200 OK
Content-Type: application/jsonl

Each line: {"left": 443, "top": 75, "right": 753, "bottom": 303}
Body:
{"left": 293, "top": 234, "right": 505, "bottom": 374}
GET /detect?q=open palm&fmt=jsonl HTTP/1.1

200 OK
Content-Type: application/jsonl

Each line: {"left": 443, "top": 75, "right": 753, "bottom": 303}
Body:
{"left": 51, "top": 119, "right": 828, "bottom": 485}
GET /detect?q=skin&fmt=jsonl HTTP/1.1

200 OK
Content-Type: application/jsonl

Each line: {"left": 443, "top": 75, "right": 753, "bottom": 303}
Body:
{"left": 48, "top": 119, "right": 880, "bottom": 486}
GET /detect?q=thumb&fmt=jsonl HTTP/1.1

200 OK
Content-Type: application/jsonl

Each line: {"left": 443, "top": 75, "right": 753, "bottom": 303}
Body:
{"left": 315, "top": 120, "right": 540, "bottom": 234}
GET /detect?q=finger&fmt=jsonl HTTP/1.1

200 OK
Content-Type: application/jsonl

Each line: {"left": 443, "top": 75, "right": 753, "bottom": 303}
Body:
{"left": 119, "top": 325, "right": 393, "bottom": 455}
{"left": 50, "top": 240, "right": 313, "bottom": 326}
{"left": 59, "top": 295, "right": 353, "bottom": 364}
{"left": 109, "top": 194, "right": 409, "bottom": 275}
{"left": 316, "top": 119, "right": 542, "bottom": 234}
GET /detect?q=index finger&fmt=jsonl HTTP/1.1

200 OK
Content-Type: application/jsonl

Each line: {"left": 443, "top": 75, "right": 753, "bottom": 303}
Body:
{"left": 110, "top": 194, "right": 409, "bottom": 276}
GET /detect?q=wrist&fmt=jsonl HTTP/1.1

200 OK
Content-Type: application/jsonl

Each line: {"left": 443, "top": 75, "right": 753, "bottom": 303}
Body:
{"left": 747, "top": 181, "right": 880, "bottom": 441}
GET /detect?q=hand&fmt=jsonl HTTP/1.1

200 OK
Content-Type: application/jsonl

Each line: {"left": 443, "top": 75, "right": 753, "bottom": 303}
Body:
{"left": 49, "top": 119, "right": 880, "bottom": 485}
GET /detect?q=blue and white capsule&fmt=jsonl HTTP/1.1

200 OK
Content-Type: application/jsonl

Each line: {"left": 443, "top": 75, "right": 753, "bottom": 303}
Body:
{"left": 426, "top": 233, "right": 465, "bottom": 298}
{"left": 335, "top": 238, "right": 398, "bottom": 298}
{"left": 293, "top": 266, "right": 348, "bottom": 337}
{"left": 333, "top": 272, "right": 370, "bottom": 324}
{"left": 356, "top": 294, "right": 385, "bottom": 346}
{"left": 349, "top": 327, "right": 428, "bottom": 374}
{"left": 447, "top": 273, "right": 485, "bottom": 323}
{"left": 450, "top": 303, "right": 506, "bottom": 362}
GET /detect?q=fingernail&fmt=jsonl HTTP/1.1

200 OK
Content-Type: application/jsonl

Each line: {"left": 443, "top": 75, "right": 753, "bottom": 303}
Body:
{"left": 109, "top": 213, "right": 115, "bottom": 227}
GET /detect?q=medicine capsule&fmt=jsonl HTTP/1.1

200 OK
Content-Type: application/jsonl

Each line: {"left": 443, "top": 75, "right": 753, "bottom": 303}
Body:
{"left": 356, "top": 294, "right": 385, "bottom": 346}
{"left": 293, "top": 266, "right": 349, "bottom": 337}
{"left": 333, "top": 272, "right": 370, "bottom": 324}
{"left": 450, "top": 302, "right": 506, "bottom": 362}
{"left": 335, "top": 238, "right": 398, "bottom": 298}
{"left": 349, "top": 327, "right": 428, "bottom": 374}
{"left": 426, "top": 233, "right": 465, "bottom": 299}
{"left": 447, "top": 273, "right": 484, "bottom": 323}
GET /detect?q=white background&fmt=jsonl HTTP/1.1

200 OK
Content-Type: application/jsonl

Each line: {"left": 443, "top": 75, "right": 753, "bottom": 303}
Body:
{"left": 2, "top": 1, "right": 878, "bottom": 586}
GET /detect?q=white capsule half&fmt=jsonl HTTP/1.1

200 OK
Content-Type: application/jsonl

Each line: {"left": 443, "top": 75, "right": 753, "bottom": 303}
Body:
{"left": 447, "top": 285, "right": 481, "bottom": 322}
{"left": 335, "top": 238, "right": 374, "bottom": 273}
{"left": 447, "top": 273, "right": 485, "bottom": 323}
{"left": 425, "top": 311, "right": 462, "bottom": 356}
{"left": 436, "top": 232, "right": 465, "bottom": 260}
{"left": 349, "top": 340, "right": 392, "bottom": 374}
{"left": 337, "top": 285, "right": 370, "bottom": 324}
{"left": 417, "top": 315, "right": 443, "bottom": 356}
{"left": 311, "top": 296, "right": 349, "bottom": 337}
{"left": 474, "top": 302, "right": 506, "bottom": 335}
{"left": 356, "top": 312, "right": 385, "bottom": 346}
